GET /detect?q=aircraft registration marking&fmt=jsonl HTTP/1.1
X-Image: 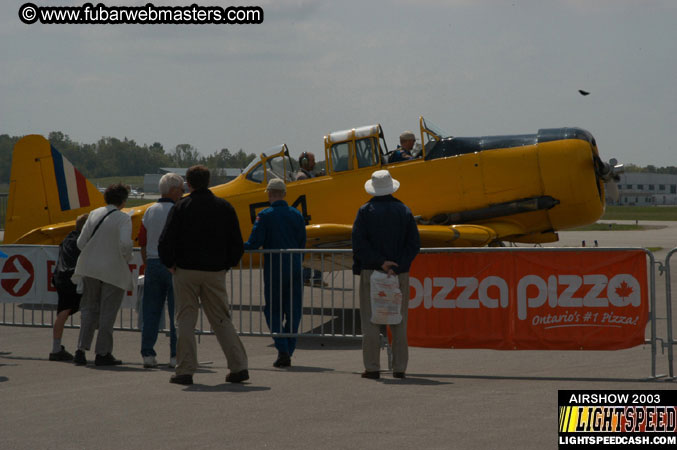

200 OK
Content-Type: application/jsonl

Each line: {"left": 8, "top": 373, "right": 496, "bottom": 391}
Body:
{"left": 248, "top": 194, "right": 311, "bottom": 225}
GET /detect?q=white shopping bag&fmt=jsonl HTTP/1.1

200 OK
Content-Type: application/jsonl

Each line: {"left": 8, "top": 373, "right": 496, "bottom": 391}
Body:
{"left": 369, "top": 271, "right": 403, "bottom": 325}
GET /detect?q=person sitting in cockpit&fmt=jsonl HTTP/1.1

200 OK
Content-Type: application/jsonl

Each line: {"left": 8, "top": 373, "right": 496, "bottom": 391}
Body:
{"left": 389, "top": 131, "right": 418, "bottom": 163}
{"left": 295, "top": 152, "right": 317, "bottom": 180}
{"left": 294, "top": 151, "right": 327, "bottom": 287}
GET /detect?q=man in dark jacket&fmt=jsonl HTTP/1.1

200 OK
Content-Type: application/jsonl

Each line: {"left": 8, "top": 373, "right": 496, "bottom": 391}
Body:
{"left": 352, "top": 169, "right": 420, "bottom": 380}
{"left": 159, "top": 165, "right": 248, "bottom": 385}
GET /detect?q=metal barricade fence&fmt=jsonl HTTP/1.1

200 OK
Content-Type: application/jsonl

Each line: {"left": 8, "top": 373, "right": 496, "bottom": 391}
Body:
{"left": 664, "top": 248, "right": 677, "bottom": 379}
{"left": 0, "top": 249, "right": 364, "bottom": 342}
{"left": 227, "top": 249, "right": 360, "bottom": 341}
{"left": 0, "top": 247, "right": 664, "bottom": 378}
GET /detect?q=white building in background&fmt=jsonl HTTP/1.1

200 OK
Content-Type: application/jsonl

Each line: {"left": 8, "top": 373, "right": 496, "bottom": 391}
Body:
{"left": 611, "top": 173, "right": 677, "bottom": 206}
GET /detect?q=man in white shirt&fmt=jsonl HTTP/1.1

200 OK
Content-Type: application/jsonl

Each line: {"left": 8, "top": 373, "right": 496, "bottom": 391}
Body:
{"left": 72, "top": 184, "right": 133, "bottom": 366}
{"left": 138, "top": 173, "right": 184, "bottom": 368}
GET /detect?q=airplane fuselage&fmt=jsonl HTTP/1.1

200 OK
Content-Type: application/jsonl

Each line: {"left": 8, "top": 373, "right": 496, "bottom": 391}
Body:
{"left": 5, "top": 124, "right": 605, "bottom": 249}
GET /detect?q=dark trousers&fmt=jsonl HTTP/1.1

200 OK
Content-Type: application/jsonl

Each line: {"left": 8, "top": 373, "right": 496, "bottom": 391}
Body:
{"left": 303, "top": 267, "right": 322, "bottom": 282}
{"left": 263, "top": 267, "right": 303, "bottom": 356}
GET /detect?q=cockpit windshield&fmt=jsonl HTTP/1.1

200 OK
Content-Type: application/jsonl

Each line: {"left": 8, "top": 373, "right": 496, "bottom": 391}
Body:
{"left": 421, "top": 117, "right": 450, "bottom": 154}
{"left": 422, "top": 118, "right": 449, "bottom": 139}
{"left": 244, "top": 144, "right": 295, "bottom": 184}
{"left": 242, "top": 154, "right": 262, "bottom": 174}
{"left": 265, "top": 154, "right": 294, "bottom": 182}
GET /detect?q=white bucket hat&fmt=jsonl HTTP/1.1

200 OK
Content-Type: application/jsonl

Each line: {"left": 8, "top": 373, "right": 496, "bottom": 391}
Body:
{"left": 364, "top": 170, "right": 400, "bottom": 196}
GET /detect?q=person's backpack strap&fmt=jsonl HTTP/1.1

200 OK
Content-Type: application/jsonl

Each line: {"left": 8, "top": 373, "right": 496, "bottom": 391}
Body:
{"left": 90, "top": 208, "right": 117, "bottom": 240}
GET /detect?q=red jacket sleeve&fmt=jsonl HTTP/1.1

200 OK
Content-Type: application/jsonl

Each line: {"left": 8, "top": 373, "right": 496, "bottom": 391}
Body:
{"left": 137, "top": 223, "right": 147, "bottom": 247}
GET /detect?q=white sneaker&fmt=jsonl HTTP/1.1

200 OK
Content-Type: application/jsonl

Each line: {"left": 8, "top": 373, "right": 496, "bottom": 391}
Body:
{"left": 168, "top": 357, "right": 177, "bottom": 368}
{"left": 143, "top": 355, "right": 158, "bottom": 368}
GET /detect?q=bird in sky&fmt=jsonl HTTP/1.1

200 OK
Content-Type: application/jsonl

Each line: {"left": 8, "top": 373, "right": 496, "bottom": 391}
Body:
{"left": 578, "top": 89, "right": 590, "bottom": 96}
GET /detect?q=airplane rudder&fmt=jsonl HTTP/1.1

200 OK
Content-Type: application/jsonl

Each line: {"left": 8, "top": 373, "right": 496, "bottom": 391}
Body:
{"left": 5, "top": 136, "right": 104, "bottom": 243}
{"left": 44, "top": 141, "right": 105, "bottom": 224}
{"left": 48, "top": 142, "right": 102, "bottom": 212}
{"left": 5, "top": 135, "right": 52, "bottom": 243}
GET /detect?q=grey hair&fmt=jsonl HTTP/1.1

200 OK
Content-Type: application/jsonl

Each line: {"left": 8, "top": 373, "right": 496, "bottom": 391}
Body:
{"left": 158, "top": 173, "right": 184, "bottom": 196}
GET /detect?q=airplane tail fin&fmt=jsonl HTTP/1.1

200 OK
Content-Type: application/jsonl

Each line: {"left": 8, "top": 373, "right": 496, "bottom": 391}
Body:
{"left": 4, "top": 135, "right": 105, "bottom": 244}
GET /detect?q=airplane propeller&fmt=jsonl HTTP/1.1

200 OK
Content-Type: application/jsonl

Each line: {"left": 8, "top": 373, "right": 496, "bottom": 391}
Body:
{"left": 597, "top": 158, "right": 624, "bottom": 202}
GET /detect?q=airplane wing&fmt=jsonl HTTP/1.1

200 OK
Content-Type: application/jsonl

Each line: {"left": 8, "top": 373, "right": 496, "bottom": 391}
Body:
{"left": 306, "top": 224, "right": 354, "bottom": 248}
{"left": 304, "top": 223, "right": 500, "bottom": 248}
{"left": 304, "top": 224, "right": 354, "bottom": 271}
{"left": 10, "top": 222, "right": 75, "bottom": 245}
{"left": 305, "top": 220, "right": 552, "bottom": 250}
{"left": 419, "top": 224, "right": 495, "bottom": 247}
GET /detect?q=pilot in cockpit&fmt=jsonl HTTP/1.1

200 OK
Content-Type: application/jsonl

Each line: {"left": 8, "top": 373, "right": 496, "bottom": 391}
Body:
{"left": 390, "top": 131, "right": 421, "bottom": 163}
{"left": 296, "top": 152, "right": 324, "bottom": 180}
{"left": 295, "top": 152, "right": 315, "bottom": 180}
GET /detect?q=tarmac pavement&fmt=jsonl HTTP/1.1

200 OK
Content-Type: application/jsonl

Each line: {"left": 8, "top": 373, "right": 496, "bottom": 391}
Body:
{"left": 2, "top": 222, "right": 677, "bottom": 449}
{"left": 2, "top": 325, "right": 675, "bottom": 450}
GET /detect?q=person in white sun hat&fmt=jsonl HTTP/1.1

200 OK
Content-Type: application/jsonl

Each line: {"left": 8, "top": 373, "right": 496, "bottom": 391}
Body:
{"left": 351, "top": 169, "right": 420, "bottom": 380}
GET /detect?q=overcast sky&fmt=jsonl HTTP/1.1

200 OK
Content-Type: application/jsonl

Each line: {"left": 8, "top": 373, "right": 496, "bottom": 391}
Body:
{"left": 1, "top": 0, "right": 676, "bottom": 167}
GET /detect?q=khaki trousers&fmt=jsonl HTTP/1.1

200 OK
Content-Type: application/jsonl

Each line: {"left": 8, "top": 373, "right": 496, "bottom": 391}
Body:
{"left": 77, "top": 276, "right": 124, "bottom": 356}
{"left": 173, "top": 268, "right": 248, "bottom": 376}
{"left": 359, "top": 270, "right": 409, "bottom": 373}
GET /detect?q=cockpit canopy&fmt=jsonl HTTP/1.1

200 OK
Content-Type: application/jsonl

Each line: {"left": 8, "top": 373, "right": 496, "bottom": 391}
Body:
{"left": 324, "top": 124, "right": 387, "bottom": 173}
{"left": 241, "top": 117, "right": 453, "bottom": 184}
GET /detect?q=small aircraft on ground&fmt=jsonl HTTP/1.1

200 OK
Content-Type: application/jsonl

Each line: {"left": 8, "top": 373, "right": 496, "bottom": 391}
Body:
{"left": 3, "top": 117, "right": 622, "bottom": 257}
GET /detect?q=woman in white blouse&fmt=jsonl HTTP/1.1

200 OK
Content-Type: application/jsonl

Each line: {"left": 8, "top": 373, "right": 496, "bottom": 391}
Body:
{"left": 72, "top": 184, "right": 133, "bottom": 366}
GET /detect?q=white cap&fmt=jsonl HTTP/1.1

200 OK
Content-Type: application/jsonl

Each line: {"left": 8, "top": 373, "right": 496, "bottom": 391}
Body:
{"left": 266, "top": 178, "right": 286, "bottom": 193}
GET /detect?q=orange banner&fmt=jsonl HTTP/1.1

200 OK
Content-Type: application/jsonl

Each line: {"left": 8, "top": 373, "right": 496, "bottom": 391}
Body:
{"left": 406, "top": 250, "right": 648, "bottom": 350}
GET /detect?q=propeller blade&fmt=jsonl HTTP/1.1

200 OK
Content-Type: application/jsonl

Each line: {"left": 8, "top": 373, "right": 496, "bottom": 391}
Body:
{"left": 606, "top": 180, "right": 620, "bottom": 202}
{"left": 595, "top": 158, "right": 623, "bottom": 204}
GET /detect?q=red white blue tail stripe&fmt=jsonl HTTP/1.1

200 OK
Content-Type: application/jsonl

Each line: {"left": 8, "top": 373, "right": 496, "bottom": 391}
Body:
{"left": 51, "top": 145, "right": 90, "bottom": 211}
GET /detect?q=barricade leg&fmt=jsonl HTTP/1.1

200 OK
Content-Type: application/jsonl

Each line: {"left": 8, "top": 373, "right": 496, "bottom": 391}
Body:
{"left": 665, "top": 249, "right": 676, "bottom": 379}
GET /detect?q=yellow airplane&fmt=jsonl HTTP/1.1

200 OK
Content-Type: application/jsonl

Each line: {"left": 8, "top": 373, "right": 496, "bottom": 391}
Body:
{"left": 3, "top": 117, "right": 622, "bottom": 252}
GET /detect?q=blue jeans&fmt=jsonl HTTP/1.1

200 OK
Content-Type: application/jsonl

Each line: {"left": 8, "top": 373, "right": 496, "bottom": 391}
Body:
{"left": 141, "top": 259, "right": 176, "bottom": 357}
{"left": 263, "top": 266, "right": 303, "bottom": 356}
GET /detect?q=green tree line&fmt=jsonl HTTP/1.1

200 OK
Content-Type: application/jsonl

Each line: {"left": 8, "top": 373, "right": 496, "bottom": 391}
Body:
{"left": 0, "top": 132, "right": 257, "bottom": 184}
{"left": 624, "top": 164, "right": 677, "bottom": 174}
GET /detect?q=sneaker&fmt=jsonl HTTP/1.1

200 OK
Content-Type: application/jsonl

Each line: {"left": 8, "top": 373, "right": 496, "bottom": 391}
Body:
{"left": 273, "top": 353, "right": 291, "bottom": 368}
{"left": 94, "top": 353, "right": 122, "bottom": 366}
{"left": 143, "top": 355, "right": 158, "bottom": 368}
{"left": 169, "top": 374, "right": 193, "bottom": 385}
{"left": 393, "top": 372, "right": 406, "bottom": 379}
{"left": 49, "top": 346, "right": 73, "bottom": 361}
{"left": 168, "top": 357, "right": 177, "bottom": 368}
{"left": 361, "top": 370, "right": 380, "bottom": 380}
{"left": 226, "top": 369, "right": 249, "bottom": 383}
{"left": 73, "top": 349, "right": 87, "bottom": 366}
